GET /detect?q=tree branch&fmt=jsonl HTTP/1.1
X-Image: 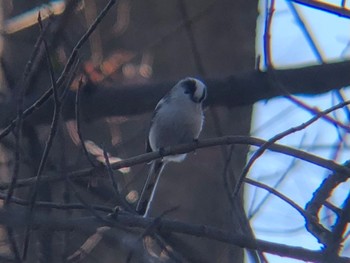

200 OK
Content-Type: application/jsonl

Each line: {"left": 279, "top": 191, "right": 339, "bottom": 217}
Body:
{"left": 0, "top": 208, "right": 348, "bottom": 262}
{"left": 234, "top": 98, "right": 350, "bottom": 196}
{"left": 0, "top": 135, "right": 348, "bottom": 191}
{"left": 0, "top": 0, "right": 117, "bottom": 139}
{"left": 1, "top": 60, "right": 349, "bottom": 128}
{"left": 292, "top": 0, "right": 350, "bottom": 19}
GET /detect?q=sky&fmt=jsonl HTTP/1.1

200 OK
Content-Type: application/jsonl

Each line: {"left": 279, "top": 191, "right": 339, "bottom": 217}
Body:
{"left": 250, "top": 0, "right": 350, "bottom": 262}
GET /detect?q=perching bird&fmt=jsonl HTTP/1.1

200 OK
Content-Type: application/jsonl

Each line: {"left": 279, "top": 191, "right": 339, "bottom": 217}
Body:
{"left": 136, "top": 77, "right": 207, "bottom": 216}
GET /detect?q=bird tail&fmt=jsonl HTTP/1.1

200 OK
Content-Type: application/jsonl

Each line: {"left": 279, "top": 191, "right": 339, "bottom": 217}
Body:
{"left": 136, "top": 160, "right": 165, "bottom": 216}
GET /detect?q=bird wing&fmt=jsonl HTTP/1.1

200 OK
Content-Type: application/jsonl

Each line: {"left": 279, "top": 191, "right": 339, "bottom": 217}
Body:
{"left": 146, "top": 137, "right": 152, "bottom": 153}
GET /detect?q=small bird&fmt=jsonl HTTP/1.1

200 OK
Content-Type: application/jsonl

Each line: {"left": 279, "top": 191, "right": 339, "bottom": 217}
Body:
{"left": 136, "top": 77, "right": 207, "bottom": 216}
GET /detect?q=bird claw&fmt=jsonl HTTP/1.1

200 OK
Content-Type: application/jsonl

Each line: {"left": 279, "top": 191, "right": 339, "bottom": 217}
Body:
{"left": 158, "top": 147, "right": 166, "bottom": 157}
{"left": 107, "top": 206, "right": 121, "bottom": 219}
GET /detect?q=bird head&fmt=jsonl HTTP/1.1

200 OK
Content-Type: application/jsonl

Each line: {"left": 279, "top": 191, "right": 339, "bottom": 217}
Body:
{"left": 179, "top": 77, "right": 207, "bottom": 103}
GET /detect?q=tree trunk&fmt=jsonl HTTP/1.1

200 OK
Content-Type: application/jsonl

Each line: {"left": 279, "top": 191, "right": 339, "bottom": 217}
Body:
{"left": 0, "top": 0, "right": 259, "bottom": 262}
{"left": 132, "top": 1, "right": 258, "bottom": 262}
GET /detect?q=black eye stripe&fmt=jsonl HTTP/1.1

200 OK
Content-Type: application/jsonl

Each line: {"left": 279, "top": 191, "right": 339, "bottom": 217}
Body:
{"left": 183, "top": 79, "right": 197, "bottom": 94}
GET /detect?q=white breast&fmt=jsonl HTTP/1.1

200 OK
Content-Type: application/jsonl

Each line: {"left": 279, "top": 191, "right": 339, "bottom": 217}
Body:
{"left": 148, "top": 95, "right": 204, "bottom": 162}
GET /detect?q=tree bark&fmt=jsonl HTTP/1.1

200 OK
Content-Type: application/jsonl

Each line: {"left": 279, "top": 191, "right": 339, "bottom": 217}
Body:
{"left": 1, "top": 60, "right": 349, "bottom": 129}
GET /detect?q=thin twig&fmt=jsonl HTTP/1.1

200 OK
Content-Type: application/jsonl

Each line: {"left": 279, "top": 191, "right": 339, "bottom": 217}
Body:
{"left": 284, "top": 2, "right": 350, "bottom": 138}
{"left": 222, "top": 145, "right": 236, "bottom": 210}
{"left": 0, "top": 192, "right": 113, "bottom": 213}
{"left": 0, "top": 0, "right": 117, "bottom": 141}
{"left": 263, "top": 0, "right": 275, "bottom": 69}
{"left": 59, "top": 124, "right": 71, "bottom": 260}
{"left": 2, "top": 0, "right": 52, "bottom": 210}
{"left": 60, "top": 58, "right": 81, "bottom": 102}
{"left": 292, "top": 0, "right": 350, "bottom": 19}
{"left": 0, "top": 9, "right": 48, "bottom": 263}
{"left": 286, "top": 95, "right": 350, "bottom": 134}
{"left": 65, "top": 176, "right": 107, "bottom": 222}
{"left": 75, "top": 77, "right": 97, "bottom": 167}
{"left": 286, "top": 1, "right": 324, "bottom": 62}
{"left": 127, "top": 206, "right": 180, "bottom": 262}
{"left": 5, "top": 228, "right": 21, "bottom": 263}
{"left": 22, "top": 12, "right": 62, "bottom": 259}
{"left": 103, "top": 148, "right": 135, "bottom": 213}
{"left": 248, "top": 134, "right": 307, "bottom": 219}
{"left": 334, "top": 90, "right": 350, "bottom": 127}
{"left": 0, "top": 208, "right": 349, "bottom": 262}
{"left": 234, "top": 99, "right": 350, "bottom": 197}
{"left": 287, "top": 1, "right": 347, "bottom": 139}
{"left": 244, "top": 178, "right": 329, "bottom": 237}
{"left": 177, "top": 2, "right": 264, "bottom": 260}
{"left": 0, "top": 135, "right": 349, "bottom": 191}
{"left": 4, "top": 20, "right": 51, "bottom": 206}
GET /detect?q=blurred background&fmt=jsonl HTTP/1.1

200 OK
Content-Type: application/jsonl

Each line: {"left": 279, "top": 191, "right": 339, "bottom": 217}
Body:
{"left": 0, "top": 0, "right": 349, "bottom": 262}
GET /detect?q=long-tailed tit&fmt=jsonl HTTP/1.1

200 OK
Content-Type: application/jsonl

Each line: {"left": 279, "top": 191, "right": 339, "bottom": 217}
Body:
{"left": 136, "top": 77, "right": 207, "bottom": 216}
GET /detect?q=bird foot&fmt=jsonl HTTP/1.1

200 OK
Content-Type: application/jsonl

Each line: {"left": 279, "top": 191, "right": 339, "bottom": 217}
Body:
{"left": 158, "top": 147, "right": 166, "bottom": 157}
{"left": 193, "top": 138, "right": 199, "bottom": 154}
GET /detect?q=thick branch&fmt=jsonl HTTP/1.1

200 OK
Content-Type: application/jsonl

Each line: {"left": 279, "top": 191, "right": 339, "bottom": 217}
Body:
{"left": 1, "top": 60, "right": 350, "bottom": 127}
{"left": 0, "top": 208, "right": 348, "bottom": 262}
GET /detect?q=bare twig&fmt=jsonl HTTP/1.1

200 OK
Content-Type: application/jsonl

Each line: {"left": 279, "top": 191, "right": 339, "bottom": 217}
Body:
{"left": 234, "top": 99, "right": 350, "bottom": 197}
{"left": 324, "top": 193, "right": 350, "bottom": 260}
{"left": 0, "top": 0, "right": 117, "bottom": 141}
{"left": 22, "top": 12, "right": 62, "bottom": 259}
{"left": 0, "top": 135, "right": 348, "bottom": 191}
{"left": 103, "top": 148, "right": 135, "bottom": 213}
{"left": 305, "top": 161, "right": 350, "bottom": 244}
{"left": 6, "top": 228, "right": 21, "bottom": 263}
{"left": 0, "top": 208, "right": 349, "bottom": 262}
{"left": 65, "top": 176, "right": 106, "bottom": 222}
{"left": 176, "top": 2, "right": 266, "bottom": 261}
{"left": 222, "top": 145, "right": 236, "bottom": 209}
{"left": 292, "top": 0, "right": 350, "bottom": 19}
{"left": 0, "top": 191, "right": 113, "bottom": 213}
{"left": 128, "top": 207, "right": 182, "bottom": 263}
{"left": 0, "top": 8, "right": 52, "bottom": 263}
{"left": 263, "top": 0, "right": 275, "bottom": 69}
{"left": 282, "top": 3, "right": 350, "bottom": 137}
{"left": 4, "top": 18, "right": 50, "bottom": 204}
{"left": 286, "top": 95, "right": 350, "bottom": 134}
{"left": 67, "top": 226, "right": 113, "bottom": 262}
{"left": 306, "top": 168, "right": 348, "bottom": 217}
{"left": 334, "top": 90, "right": 350, "bottom": 126}
{"left": 12, "top": 0, "right": 82, "bottom": 95}
{"left": 2, "top": 59, "right": 350, "bottom": 128}
{"left": 75, "top": 77, "right": 97, "bottom": 167}
{"left": 245, "top": 178, "right": 330, "bottom": 239}
{"left": 248, "top": 134, "right": 307, "bottom": 219}
{"left": 286, "top": 1, "right": 324, "bottom": 62}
